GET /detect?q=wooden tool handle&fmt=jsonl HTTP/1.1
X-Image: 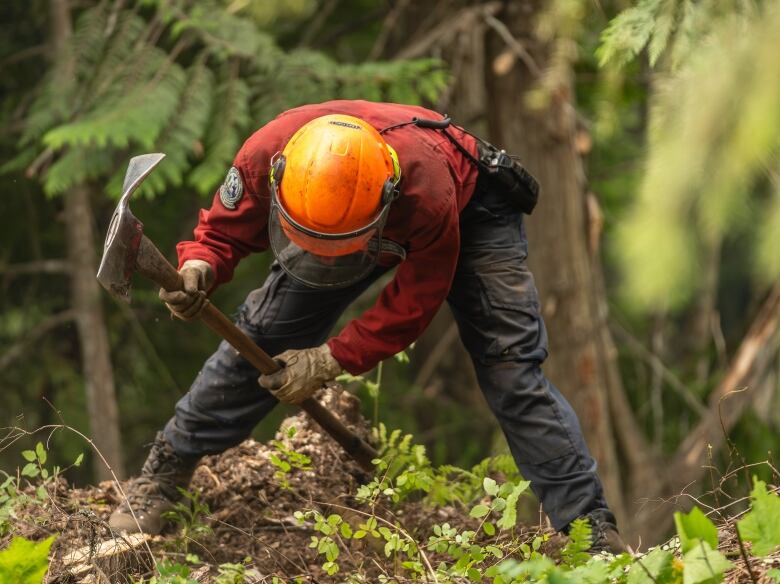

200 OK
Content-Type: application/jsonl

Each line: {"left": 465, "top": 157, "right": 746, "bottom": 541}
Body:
{"left": 135, "top": 235, "right": 378, "bottom": 471}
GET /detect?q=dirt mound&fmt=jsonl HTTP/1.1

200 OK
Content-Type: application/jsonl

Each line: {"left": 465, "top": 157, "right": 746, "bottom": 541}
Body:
{"left": 11, "top": 390, "right": 485, "bottom": 582}
{"left": 3, "top": 390, "right": 777, "bottom": 583}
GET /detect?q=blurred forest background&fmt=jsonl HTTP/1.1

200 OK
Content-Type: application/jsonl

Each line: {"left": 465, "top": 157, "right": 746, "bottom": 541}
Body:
{"left": 1, "top": 0, "right": 779, "bottom": 544}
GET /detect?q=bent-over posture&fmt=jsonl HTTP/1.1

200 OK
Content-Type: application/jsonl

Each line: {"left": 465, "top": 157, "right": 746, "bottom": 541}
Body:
{"left": 109, "top": 100, "right": 625, "bottom": 554}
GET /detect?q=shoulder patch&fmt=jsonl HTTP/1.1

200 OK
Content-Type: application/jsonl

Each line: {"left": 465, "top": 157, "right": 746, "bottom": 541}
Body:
{"left": 220, "top": 166, "right": 244, "bottom": 209}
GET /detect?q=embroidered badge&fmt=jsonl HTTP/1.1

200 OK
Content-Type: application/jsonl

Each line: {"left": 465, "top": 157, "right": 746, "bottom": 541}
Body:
{"left": 220, "top": 166, "right": 244, "bottom": 209}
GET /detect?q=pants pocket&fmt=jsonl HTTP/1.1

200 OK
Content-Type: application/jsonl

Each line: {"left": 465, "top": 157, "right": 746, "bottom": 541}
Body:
{"left": 475, "top": 264, "right": 547, "bottom": 364}
{"left": 237, "top": 263, "right": 287, "bottom": 336}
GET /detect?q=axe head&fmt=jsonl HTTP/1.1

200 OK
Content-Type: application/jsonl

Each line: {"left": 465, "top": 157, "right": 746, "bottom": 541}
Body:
{"left": 97, "top": 153, "right": 166, "bottom": 302}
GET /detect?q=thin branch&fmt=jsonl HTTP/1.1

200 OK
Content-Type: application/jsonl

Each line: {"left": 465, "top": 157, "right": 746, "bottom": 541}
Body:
{"left": 25, "top": 147, "right": 55, "bottom": 178}
{"left": 482, "top": 11, "right": 542, "bottom": 78}
{"left": 413, "top": 321, "right": 459, "bottom": 390}
{"left": 3, "top": 422, "right": 158, "bottom": 572}
{"left": 0, "top": 309, "right": 77, "bottom": 372}
{"left": 734, "top": 522, "right": 758, "bottom": 584}
{"left": 0, "top": 259, "right": 71, "bottom": 278}
{"left": 0, "top": 44, "right": 48, "bottom": 70}
{"left": 297, "top": 0, "right": 341, "bottom": 47}
{"left": 367, "top": 0, "right": 412, "bottom": 60}
{"left": 116, "top": 302, "right": 181, "bottom": 395}
{"left": 671, "top": 281, "right": 780, "bottom": 484}
{"left": 611, "top": 321, "right": 708, "bottom": 417}
{"left": 396, "top": 2, "right": 502, "bottom": 59}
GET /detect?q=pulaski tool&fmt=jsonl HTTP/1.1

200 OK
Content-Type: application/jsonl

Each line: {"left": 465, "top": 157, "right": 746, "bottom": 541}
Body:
{"left": 97, "top": 153, "right": 378, "bottom": 472}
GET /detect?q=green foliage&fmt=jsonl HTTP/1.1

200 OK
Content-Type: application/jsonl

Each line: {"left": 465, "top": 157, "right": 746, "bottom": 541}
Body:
{"left": 611, "top": 1, "right": 780, "bottom": 309}
{"left": 6, "top": 0, "right": 448, "bottom": 204}
{"left": 597, "top": 0, "right": 755, "bottom": 70}
{"left": 358, "top": 423, "right": 523, "bottom": 512}
{"left": 163, "top": 488, "right": 213, "bottom": 553}
{"left": 132, "top": 557, "right": 259, "bottom": 584}
{"left": 561, "top": 517, "right": 593, "bottom": 567}
{"left": 681, "top": 541, "right": 731, "bottom": 584}
{"left": 0, "top": 536, "right": 56, "bottom": 584}
{"left": 737, "top": 478, "right": 780, "bottom": 556}
{"left": 269, "top": 425, "right": 312, "bottom": 489}
{"left": 133, "top": 560, "right": 198, "bottom": 584}
{"left": 627, "top": 547, "right": 676, "bottom": 584}
{"left": 0, "top": 474, "right": 22, "bottom": 536}
{"left": 215, "top": 558, "right": 261, "bottom": 583}
{"left": 674, "top": 507, "right": 718, "bottom": 553}
{"left": 597, "top": 0, "right": 668, "bottom": 68}
{"left": 1, "top": 441, "right": 83, "bottom": 535}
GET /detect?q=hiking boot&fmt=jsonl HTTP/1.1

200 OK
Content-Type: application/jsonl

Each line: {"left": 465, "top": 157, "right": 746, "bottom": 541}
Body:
{"left": 586, "top": 511, "right": 629, "bottom": 555}
{"left": 108, "top": 432, "right": 199, "bottom": 535}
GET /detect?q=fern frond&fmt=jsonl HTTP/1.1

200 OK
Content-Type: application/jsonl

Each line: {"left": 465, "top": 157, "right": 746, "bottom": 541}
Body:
{"left": 42, "top": 55, "right": 186, "bottom": 151}
{"left": 596, "top": 0, "right": 663, "bottom": 68}
{"left": 141, "top": 59, "right": 216, "bottom": 197}
{"left": 0, "top": 147, "right": 38, "bottom": 175}
{"left": 168, "top": 0, "right": 280, "bottom": 62}
{"left": 188, "top": 70, "right": 251, "bottom": 195}
{"left": 74, "top": 11, "right": 151, "bottom": 112}
{"left": 561, "top": 518, "right": 593, "bottom": 567}
{"left": 43, "top": 146, "right": 115, "bottom": 197}
{"left": 618, "top": 3, "right": 780, "bottom": 308}
{"left": 252, "top": 51, "right": 448, "bottom": 125}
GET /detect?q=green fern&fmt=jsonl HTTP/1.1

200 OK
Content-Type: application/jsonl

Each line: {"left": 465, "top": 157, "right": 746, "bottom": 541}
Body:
{"left": 44, "top": 146, "right": 114, "bottom": 197}
{"left": 617, "top": 2, "right": 780, "bottom": 308}
{"left": 561, "top": 517, "right": 593, "bottom": 568}
{"left": 598, "top": 0, "right": 761, "bottom": 71}
{"left": 188, "top": 69, "right": 251, "bottom": 195}
{"left": 140, "top": 59, "right": 216, "bottom": 197}
{"left": 6, "top": 0, "right": 449, "bottom": 206}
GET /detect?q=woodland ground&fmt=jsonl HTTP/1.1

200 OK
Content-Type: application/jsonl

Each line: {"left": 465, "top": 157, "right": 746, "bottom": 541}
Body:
{"left": 2, "top": 391, "right": 778, "bottom": 583}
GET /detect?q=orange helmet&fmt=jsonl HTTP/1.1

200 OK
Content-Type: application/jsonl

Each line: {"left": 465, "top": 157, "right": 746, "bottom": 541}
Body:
{"left": 268, "top": 114, "right": 403, "bottom": 288}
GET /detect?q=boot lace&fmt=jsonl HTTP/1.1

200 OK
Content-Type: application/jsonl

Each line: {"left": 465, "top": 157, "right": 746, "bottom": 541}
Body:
{"left": 118, "top": 434, "right": 196, "bottom": 512}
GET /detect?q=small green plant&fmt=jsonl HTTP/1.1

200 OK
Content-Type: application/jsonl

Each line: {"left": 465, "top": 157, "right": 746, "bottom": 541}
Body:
{"left": 163, "top": 489, "right": 213, "bottom": 553}
{"left": 1, "top": 443, "right": 83, "bottom": 536}
{"left": 560, "top": 517, "right": 593, "bottom": 568}
{"left": 0, "top": 535, "right": 56, "bottom": 584}
{"left": 736, "top": 477, "right": 780, "bottom": 557}
{"left": 215, "top": 557, "right": 261, "bottom": 583}
{"left": 132, "top": 560, "right": 197, "bottom": 584}
{"left": 0, "top": 473, "right": 25, "bottom": 537}
{"left": 468, "top": 477, "right": 531, "bottom": 534}
{"left": 21, "top": 441, "right": 82, "bottom": 500}
{"left": 269, "top": 425, "right": 312, "bottom": 489}
{"left": 292, "top": 433, "right": 764, "bottom": 583}
{"left": 337, "top": 348, "right": 412, "bottom": 427}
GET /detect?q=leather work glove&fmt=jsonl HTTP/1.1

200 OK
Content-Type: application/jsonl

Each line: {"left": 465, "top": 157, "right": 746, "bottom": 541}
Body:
{"left": 258, "top": 344, "right": 342, "bottom": 405}
{"left": 159, "top": 259, "right": 214, "bottom": 321}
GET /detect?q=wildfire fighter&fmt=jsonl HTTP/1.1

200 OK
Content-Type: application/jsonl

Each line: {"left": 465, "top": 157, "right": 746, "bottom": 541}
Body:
{"left": 109, "top": 100, "right": 626, "bottom": 554}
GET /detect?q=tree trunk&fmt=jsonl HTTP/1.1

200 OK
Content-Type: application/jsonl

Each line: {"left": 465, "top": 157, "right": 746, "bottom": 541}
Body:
{"left": 63, "top": 186, "right": 125, "bottom": 481}
{"left": 373, "top": 0, "right": 780, "bottom": 544}
{"left": 483, "top": 0, "right": 629, "bottom": 527}
{"left": 51, "top": 0, "right": 125, "bottom": 481}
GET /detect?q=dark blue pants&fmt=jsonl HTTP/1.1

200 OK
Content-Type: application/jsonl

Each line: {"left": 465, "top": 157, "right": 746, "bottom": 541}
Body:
{"left": 163, "top": 183, "right": 614, "bottom": 531}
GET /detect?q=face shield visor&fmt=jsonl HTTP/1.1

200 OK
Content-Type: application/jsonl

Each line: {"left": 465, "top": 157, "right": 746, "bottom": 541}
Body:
{"left": 268, "top": 155, "right": 405, "bottom": 289}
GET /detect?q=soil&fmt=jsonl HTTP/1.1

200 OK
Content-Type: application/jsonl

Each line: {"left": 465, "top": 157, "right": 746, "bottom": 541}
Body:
{"left": 2, "top": 389, "right": 778, "bottom": 583}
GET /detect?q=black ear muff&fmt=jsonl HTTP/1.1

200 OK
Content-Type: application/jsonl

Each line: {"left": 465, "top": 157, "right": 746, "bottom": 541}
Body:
{"left": 381, "top": 177, "right": 399, "bottom": 205}
{"left": 270, "top": 155, "right": 286, "bottom": 186}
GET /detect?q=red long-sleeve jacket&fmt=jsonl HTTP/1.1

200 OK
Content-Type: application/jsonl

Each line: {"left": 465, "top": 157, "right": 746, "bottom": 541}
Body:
{"left": 177, "top": 100, "right": 479, "bottom": 374}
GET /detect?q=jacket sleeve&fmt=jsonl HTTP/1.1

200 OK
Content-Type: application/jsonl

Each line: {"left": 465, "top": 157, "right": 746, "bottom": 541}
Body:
{"left": 327, "top": 188, "right": 460, "bottom": 375}
{"left": 176, "top": 153, "right": 271, "bottom": 287}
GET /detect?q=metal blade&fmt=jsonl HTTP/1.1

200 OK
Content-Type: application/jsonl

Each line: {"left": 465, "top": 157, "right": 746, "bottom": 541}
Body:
{"left": 96, "top": 153, "right": 166, "bottom": 302}
{"left": 121, "top": 153, "right": 166, "bottom": 199}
